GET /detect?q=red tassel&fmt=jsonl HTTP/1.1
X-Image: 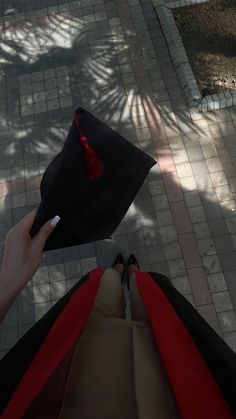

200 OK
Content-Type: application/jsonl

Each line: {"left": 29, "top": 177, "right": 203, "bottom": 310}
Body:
{"left": 74, "top": 111, "right": 104, "bottom": 180}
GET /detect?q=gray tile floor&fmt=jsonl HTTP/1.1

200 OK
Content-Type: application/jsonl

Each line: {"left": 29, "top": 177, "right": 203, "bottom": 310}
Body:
{"left": 0, "top": 0, "right": 236, "bottom": 357}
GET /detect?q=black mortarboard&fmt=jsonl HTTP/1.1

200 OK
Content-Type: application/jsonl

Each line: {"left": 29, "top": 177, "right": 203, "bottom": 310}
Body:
{"left": 30, "top": 107, "right": 156, "bottom": 250}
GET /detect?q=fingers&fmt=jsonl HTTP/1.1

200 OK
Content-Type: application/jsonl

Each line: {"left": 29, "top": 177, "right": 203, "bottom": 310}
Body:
{"left": 33, "top": 215, "right": 60, "bottom": 250}
{"left": 15, "top": 209, "right": 38, "bottom": 232}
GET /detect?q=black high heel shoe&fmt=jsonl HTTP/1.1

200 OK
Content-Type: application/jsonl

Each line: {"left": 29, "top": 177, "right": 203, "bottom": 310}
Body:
{"left": 113, "top": 253, "right": 126, "bottom": 282}
{"left": 127, "top": 254, "right": 140, "bottom": 289}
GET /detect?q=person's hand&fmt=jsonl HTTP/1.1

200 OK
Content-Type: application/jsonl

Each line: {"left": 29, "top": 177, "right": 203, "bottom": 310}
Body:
{"left": 0, "top": 210, "right": 60, "bottom": 293}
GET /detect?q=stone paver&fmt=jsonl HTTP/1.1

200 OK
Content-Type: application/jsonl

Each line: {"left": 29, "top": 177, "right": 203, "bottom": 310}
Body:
{"left": 0, "top": 0, "right": 236, "bottom": 357}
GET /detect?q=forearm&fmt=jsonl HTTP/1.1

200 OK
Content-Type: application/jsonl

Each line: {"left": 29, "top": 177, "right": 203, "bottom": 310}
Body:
{"left": 0, "top": 211, "right": 58, "bottom": 325}
{"left": 0, "top": 274, "right": 22, "bottom": 325}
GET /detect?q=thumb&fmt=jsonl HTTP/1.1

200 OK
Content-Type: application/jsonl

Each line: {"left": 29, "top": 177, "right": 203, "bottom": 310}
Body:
{"left": 33, "top": 215, "right": 60, "bottom": 249}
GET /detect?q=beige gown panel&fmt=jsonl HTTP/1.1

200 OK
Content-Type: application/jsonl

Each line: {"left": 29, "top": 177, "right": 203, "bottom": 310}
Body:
{"left": 59, "top": 314, "right": 180, "bottom": 419}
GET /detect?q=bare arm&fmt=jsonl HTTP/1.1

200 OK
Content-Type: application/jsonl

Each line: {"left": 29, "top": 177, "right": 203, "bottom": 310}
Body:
{"left": 0, "top": 210, "right": 60, "bottom": 325}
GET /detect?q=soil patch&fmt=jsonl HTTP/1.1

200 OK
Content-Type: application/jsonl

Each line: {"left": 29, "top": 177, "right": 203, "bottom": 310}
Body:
{"left": 173, "top": 0, "right": 236, "bottom": 96}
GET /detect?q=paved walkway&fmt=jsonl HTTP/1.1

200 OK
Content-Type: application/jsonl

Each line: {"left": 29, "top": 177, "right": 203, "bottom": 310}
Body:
{"left": 0, "top": 0, "right": 236, "bottom": 357}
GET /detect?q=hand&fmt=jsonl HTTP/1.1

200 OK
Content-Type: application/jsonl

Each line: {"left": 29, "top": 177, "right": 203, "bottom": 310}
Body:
{"left": 0, "top": 210, "right": 60, "bottom": 293}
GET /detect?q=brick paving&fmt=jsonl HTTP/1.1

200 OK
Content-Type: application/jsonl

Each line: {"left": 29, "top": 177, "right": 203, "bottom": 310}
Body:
{"left": 0, "top": 0, "right": 236, "bottom": 357}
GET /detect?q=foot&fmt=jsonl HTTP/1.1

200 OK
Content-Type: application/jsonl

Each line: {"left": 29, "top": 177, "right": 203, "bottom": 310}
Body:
{"left": 113, "top": 254, "right": 125, "bottom": 277}
{"left": 127, "top": 254, "right": 140, "bottom": 277}
{"left": 114, "top": 263, "right": 125, "bottom": 276}
{"left": 127, "top": 254, "right": 139, "bottom": 290}
{"left": 128, "top": 263, "right": 139, "bottom": 276}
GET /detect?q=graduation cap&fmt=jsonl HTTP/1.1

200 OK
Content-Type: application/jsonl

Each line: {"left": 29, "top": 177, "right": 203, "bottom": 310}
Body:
{"left": 30, "top": 107, "right": 156, "bottom": 250}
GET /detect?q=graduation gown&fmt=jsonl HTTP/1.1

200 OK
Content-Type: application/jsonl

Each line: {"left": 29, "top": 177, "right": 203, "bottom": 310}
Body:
{"left": 0, "top": 268, "right": 236, "bottom": 419}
